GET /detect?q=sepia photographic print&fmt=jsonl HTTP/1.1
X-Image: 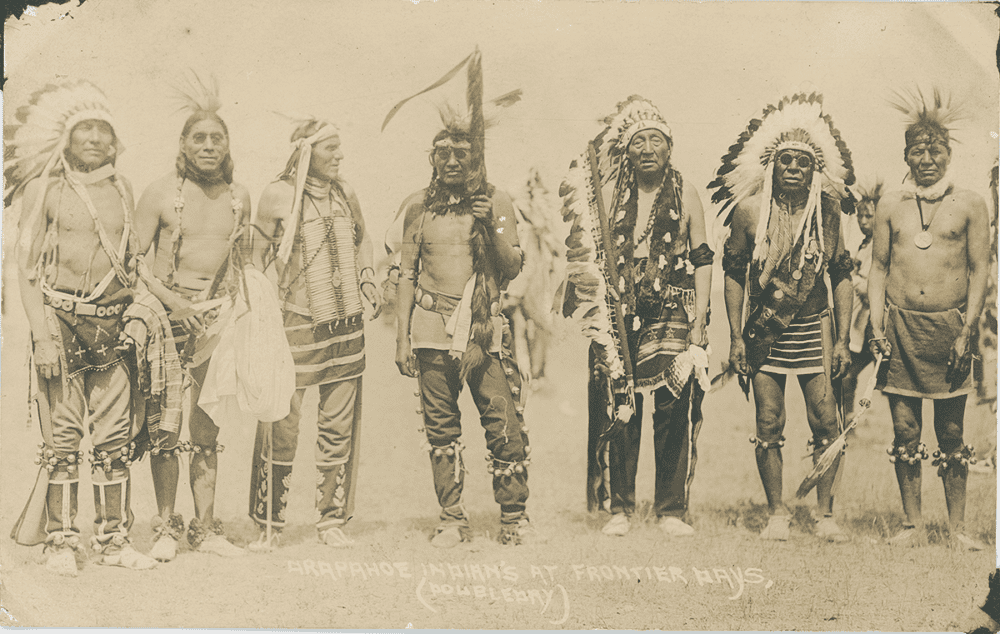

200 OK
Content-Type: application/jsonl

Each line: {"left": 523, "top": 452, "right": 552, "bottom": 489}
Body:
{"left": 2, "top": 0, "right": 998, "bottom": 630}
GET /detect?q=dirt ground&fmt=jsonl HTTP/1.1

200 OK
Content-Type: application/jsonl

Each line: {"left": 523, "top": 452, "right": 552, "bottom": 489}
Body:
{"left": 0, "top": 273, "right": 995, "bottom": 631}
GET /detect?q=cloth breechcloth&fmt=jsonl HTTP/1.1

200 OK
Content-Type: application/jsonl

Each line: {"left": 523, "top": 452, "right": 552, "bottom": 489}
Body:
{"left": 586, "top": 266, "right": 703, "bottom": 517}
{"left": 759, "top": 310, "right": 830, "bottom": 374}
{"left": 877, "top": 302, "right": 974, "bottom": 399}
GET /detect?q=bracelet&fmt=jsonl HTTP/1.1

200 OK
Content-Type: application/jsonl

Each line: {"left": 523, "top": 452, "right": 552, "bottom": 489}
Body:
{"left": 868, "top": 336, "right": 887, "bottom": 344}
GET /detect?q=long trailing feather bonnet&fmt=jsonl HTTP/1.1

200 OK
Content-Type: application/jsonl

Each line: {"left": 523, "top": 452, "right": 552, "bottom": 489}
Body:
{"left": 709, "top": 92, "right": 856, "bottom": 272}
{"left": 382, "top": 47, "right": 521, "bottom": 381}
{"left": 558, "top": 96, "right": 676, "bottom": 423}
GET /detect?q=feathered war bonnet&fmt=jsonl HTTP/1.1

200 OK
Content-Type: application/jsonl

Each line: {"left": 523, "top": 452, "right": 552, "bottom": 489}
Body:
{"left": 4, "top": 79, "right": 123, "bottom": 206}
{"left": 170, "top": 70, "right": 234, "bottom": 185}
{"left": 381, "top": 47, "right": 521, "bottom": 381}
{"left": 5, "top": 80, "right": 124, "bottom": 271}
{"left": 709, "top": 92, "right": 855, "bottom": 270}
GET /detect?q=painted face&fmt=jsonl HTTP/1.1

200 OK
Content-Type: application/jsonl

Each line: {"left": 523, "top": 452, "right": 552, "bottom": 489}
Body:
{"left": 905, "top": 141, "right": 951, "bottom": 188}
{"left": 431, "top": 142, "right": 472, "bottom": 187}
{"left": 627, "top": 129, "right": 671, "bottom": 177}
{"left": 180, "top": 119, "right": 230, "bottom": 174}
{"left": 308, "top": 135, "right": 344, "bottom": 181}
{"left": 67, "top": 119, "right": 116, "bottom": 170}
{"left": 773, "top": 149, "right": 815, "bottom": 195}
{"left": 856, "top": 201, "right": 875, "bottom": 238}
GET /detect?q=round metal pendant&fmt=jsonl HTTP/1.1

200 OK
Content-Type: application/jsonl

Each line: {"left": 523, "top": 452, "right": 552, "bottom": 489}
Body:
{"left": 792, "top": 270, "right": 803, "bottom": 281}
{"left": 913, "top": 231, "right": 933, "bottom": 250}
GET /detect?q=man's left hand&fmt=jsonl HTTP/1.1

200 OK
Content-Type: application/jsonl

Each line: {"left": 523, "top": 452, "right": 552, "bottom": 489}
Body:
{"left": 831, "top": 341, "right": 852, "bottom": 380}
{"left": 947, "top": 330, "right": 972, "bottom": 383}
{"left": 362, "top": 282, "right": 383, "bottom": 320}
{"left": 688, "top": 322, "right": 708, "bottom": 349}
{"left": 471, "top": 195, "right": 494, "bottom": 225}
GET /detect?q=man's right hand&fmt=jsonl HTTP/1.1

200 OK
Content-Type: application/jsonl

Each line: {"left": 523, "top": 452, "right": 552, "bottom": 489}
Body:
{"left": 34, "top": 339, "right": 62, "bottom": 380}
{"left": 729, "top": 337, "right": 749, "bottom": 376}
{"left": 869, "top": 332, "right": 891, "bottom": 358}
{"left": 396, "top": 341, "right": 417, "bottom": 378}
{"left": 166, "top": 295, "right": 205, "bottom": 333}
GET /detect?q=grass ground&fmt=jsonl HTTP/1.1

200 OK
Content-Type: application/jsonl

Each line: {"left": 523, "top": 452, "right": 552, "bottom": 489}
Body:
{"left": 0, "top": 281, "right": 995, "bottom": 630}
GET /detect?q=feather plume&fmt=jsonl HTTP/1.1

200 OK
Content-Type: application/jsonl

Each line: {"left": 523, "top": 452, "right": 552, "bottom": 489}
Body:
{"left": 888, "top": 86, "right": 965, "bottom": 133}
{"left": 170, "top": 69, "right": 222, "bottom": 116}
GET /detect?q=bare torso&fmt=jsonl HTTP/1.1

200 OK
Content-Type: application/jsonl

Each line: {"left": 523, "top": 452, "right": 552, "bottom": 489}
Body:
{"left": 40, "top": 177, "right": 129, "bottom": 294}
{"left": 881, "top": 189, "right": 975, "bottom": 312}
{"left": 139, "top": 172, "right": 248, "bottom": 294}
{"left": 417, "top": 211, "right": 476, "bottom": 297}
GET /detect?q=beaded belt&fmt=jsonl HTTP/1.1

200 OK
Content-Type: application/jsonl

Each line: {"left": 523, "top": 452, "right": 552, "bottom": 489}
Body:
{"left": 44, "top": 294, "right": 129, "bottom": 317}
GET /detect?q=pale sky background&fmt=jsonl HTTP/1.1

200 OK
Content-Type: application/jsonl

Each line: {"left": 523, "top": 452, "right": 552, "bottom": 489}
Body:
{"left": 4, "top": 0, "right": 998, "bottom": 260}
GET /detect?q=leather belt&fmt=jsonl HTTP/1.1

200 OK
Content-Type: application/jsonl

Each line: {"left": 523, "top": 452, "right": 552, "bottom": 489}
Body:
{"left": 44, "top": 294, "right": 128, "bottom": 317}
{"left": 414, "top": 286, "right": 460, "bottom": 316}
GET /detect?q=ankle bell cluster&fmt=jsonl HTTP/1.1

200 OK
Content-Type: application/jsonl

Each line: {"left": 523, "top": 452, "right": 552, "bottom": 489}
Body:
{"left": 34, "top": 444, "right": 83, "bottom": 473}
{"left": 45, "top": 531, "right": 82, "bottom": 552}
{"left": 151, "top": 513, "right": 185, "bottom": 541}
{"left": 887, "top": 443, "right": 929, "bottom": 465}
{"left": 187, "top": 442, "right": 225, "bottom": 455}
{"left": 89, "top": 442, "right": 139, "bottom": 473}
{"left": 485, "top": 447, "right": 531, "bottom": 478}
{"left": 150, "top": 443, "right": 189, "bottom": 458}
{"left": 931, "top": 444, "right": 977, "bottom": 476}
{"left": 92, "top": 532, "right": 128, "bottom": 553}
{"left": 749, "top": 435, "right": 785, "bottom": 450}
{"left": 187, "top": 517, "right": 225, "bottom": 548}
{"left": 423, "top": 439, "right": 466, "bottom": 483}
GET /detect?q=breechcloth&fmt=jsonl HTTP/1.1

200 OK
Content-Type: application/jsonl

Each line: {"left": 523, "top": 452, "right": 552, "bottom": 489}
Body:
{"left": 877, "top": 302, "right": 974, "bottom": 399}
{"left": 586, "top": 343, "right": 704, "bottom": 517}
{"left": 416, "top": 348, "right": 529, "bottom": 527}
{"left": 249, "top": 376, "right": 362, "bottom": 530}
{"left": 164, "top": 284, "right": 224, "bottom": 451}
{"left": 759, "top": 310, "right": 829, "bottom": 375}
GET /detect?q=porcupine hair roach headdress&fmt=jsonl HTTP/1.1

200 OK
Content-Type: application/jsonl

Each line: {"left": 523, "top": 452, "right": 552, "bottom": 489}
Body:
{"left": 171, "top": 69, "right": 234, "bottom": 184}
{"left": 382, "top": 47, "right": 521, "bottom": 380}
{"left": 4, "top": 79, "right": 124, "bottom": 206}
{"left": 709, "top": 92, "right": 855, "bottom": 268}
{"left": 888, "top": 86, "right": 964, "bottom": 154}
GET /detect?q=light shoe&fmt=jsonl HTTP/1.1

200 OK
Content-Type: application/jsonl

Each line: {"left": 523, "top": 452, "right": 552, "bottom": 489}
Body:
{"left": 247, "top": 530, "right": 281, "bottom": 553}
{"left": 319, "top": 527, "right": 353, "bottom": 548}
{"left": 815, "top": 516, "right": 848, "bottom": 543}
{"left": 45, "top": 547, "right": 78, "bottom": 577}
{"left": 431, "top": 526, "right": 465, "bottom": 549}
{"left": 499, "top": 518, "right": 543, "bottom": 546}
{"left": 658, "top": 516, "right": 695, "bottom": 537}
{"left": 887, "top": 526, "right": 926, "bottom": 547}
{"left": 197, "top": 534, "right": 246, "bottom": 557}
{"left": 952, "top": 533, "right": 988, "bottom": 552}
{"left": 98, "top": 543, "right": 158, "bottom": 570}
{"left": 759, "top": 515, "right": 791, "bottom": 541}
{"left": 149, "top": 535, "right": 178, "bottom": 562}
{"left": 601, "top": 514, "right": 631, "bottom": 536}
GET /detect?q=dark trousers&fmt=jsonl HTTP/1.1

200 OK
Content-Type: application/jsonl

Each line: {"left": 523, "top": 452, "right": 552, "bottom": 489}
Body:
{"left": 608, "top": 383, "right": 696, "bottom": 518}
{"left": 416, "top": 349, "right": 528, "bottom": 525}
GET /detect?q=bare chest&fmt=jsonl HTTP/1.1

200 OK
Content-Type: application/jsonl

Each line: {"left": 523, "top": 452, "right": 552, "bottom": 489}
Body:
{"left": 421, "top": 212, "right": 474, "bottom": 252}
{"left": 892, "top": 199, "right": 966, "bottom": 245}
{"left": 46, "top": 181, "right": 126, "bottom": 237}
{"left": 163, "top": 187, "right": 236, "bottom": 239}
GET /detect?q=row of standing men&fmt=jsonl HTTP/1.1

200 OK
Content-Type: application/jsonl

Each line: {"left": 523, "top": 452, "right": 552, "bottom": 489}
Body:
{"left": 5, "top": 78, "right": 992, "bottom": 578}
